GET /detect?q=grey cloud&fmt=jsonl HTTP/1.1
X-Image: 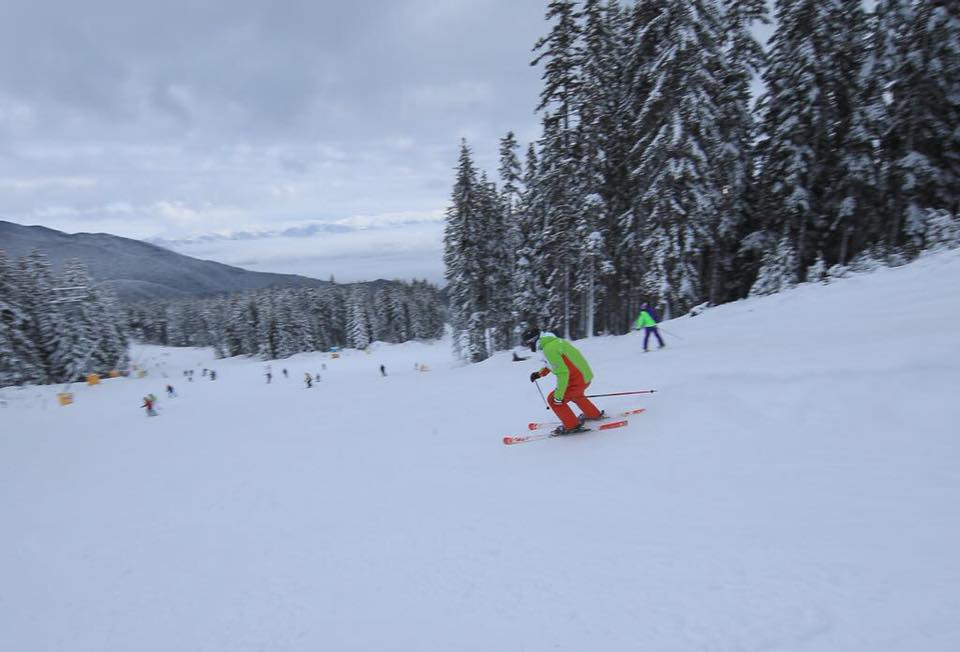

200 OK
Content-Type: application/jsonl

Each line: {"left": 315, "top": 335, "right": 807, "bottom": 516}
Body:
{"left": 0, "top": 0, "right": 546, "bottom": 280}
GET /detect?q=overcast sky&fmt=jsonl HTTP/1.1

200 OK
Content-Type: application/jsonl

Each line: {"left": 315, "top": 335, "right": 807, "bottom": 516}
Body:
{"left": 0, "top": 0, "right": 549, "bottom": 282}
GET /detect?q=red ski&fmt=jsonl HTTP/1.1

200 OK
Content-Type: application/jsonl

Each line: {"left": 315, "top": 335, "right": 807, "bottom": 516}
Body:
{"left": 527, "top": 407, "right": 646, "bottom": 431}
{"left": 503, "top": 419, "right": 629, "bottom": 446}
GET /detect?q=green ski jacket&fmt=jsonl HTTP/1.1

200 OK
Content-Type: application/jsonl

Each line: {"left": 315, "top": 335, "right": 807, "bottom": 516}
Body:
{"left": 536, "top": 333, "right": 594, "bottom": 399}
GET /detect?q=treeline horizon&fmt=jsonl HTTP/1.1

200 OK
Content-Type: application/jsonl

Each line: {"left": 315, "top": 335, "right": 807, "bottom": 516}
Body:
{"left": 127, "top": 280, "right": 447, "bottom": 360}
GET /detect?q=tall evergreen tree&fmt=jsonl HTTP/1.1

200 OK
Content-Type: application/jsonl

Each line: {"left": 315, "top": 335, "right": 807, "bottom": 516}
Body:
{"left": 0, "top": 251, "right": 40, "bottom": 386}
{"left": 710, "top": 0, "right": 767, "bottom": 304}
{"left": 756, "top": 0, "right": 874, "bottom": 278}
{"left": 512, "top": 143, "right": 550, "bottom": 332}
{"left": 631, "top": 0, "right": 726, "bottom": 316}
{"left": 498, "top": 131, "right": 525, "bottom": 344}
{"left": 879, "top": 0, "right": 960, "bottom": 250}
{"left": 443, "top": 140, "right": 489, "bottom": 361}
{"left": 532, "top": 0, "right": 584, "bottom": 337}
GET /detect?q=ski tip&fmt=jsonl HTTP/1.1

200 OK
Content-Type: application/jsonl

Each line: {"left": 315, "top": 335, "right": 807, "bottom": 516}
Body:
{"left": 503, "top": 436, "right": 517, "bottom": 445}
{"left": 623, "top": 408, "right": 646, "bottom": 416}
{"left": 598, "top": 419, "right": 628, "bottom": 430}
{"left": 527, "top": 423, "right": 538, "bottom": 431}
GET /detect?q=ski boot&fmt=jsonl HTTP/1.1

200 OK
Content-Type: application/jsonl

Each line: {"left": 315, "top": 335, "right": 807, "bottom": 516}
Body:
{"left": 579, "top": 410, "right": 606, "bottom": 425}
{"left": 552, "top": 423, "right": 589, "bottom": 436}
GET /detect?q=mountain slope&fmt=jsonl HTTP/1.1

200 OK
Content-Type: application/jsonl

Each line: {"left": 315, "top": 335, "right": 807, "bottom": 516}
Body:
{"left": 2, "top": 249, "right": 959, "bottom": 651}
{"left": 0, "top": 220, "right": 330, "bottom": 300}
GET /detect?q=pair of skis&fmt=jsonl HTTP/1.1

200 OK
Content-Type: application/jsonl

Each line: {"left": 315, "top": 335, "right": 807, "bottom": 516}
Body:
{"left": 502, "top": 407, "right": 645, "bottom": 446}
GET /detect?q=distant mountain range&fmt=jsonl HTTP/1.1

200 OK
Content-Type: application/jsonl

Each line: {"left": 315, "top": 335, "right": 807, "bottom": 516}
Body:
{"left": 0, "top": 220, "right": 331, "bottom": 301}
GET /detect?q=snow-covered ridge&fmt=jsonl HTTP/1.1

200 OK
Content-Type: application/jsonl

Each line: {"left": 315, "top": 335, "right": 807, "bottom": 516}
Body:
{"left": 2, "top": 249, "right": 959, "bottom": 651}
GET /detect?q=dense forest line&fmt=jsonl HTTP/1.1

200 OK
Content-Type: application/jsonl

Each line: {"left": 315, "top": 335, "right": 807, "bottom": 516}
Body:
{"left": 127, "top": 280, "right": 446, "bottom": 359}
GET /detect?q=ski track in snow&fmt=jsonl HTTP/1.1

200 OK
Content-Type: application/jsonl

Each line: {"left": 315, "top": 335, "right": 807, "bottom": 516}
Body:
{"left": 2, "top": 249, "right": 960, "bottom": 651}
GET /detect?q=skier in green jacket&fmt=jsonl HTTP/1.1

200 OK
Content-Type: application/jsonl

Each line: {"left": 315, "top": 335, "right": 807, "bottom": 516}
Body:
{"left": 634, "top": 302, "right": 665, "bottom": 352}
{"left": 522, "top": 327, "right": 604, "bottom": 435}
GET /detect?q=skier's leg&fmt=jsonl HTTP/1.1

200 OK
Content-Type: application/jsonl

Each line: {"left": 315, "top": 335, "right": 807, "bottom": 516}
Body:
{"left": 643, "top": 328, "right": 652, "bottom": 350}
{"left": 569, "top": 382, "right": 602, "bottom": 419}
{"left": 654, "top": 327, "right": 665, "bottom": 347}
{"left": 547, "top": 390, "right": 581, "bottom": 430}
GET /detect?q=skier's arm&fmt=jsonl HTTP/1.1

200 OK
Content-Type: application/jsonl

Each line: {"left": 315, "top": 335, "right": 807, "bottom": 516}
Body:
{"left": 545, "top": 347, "right": 569, "bottom": 399}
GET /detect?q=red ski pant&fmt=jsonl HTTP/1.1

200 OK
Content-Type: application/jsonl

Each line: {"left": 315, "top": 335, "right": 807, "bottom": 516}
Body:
{"left": 548, "top": 381, "right": 602, "bottom": 429}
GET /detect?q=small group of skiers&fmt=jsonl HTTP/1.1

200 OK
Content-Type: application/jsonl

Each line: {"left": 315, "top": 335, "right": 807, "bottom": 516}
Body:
{"left": 521, "top": 303, "right": 665, "bottom": 436}
{"left": 141, "top": 384, "right": 179, "bottom": 416}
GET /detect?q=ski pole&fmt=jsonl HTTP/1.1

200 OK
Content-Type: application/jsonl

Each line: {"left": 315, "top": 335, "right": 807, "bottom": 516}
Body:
{"left": 658, "top": 326, "right": 684, "bottom": 340}
{"left": 533, "top": 379, "right": 550, "bottom": 410}
{"left": 584, "top": 389, "right": 657, "bottom": 398}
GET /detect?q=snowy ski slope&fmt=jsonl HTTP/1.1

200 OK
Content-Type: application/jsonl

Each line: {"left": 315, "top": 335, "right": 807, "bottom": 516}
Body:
{"left": 2, "top": 249, "right": 959, "bottom": 651}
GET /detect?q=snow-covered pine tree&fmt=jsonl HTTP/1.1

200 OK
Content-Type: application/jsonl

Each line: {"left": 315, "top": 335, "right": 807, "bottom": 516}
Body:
{"left": 579, "top": 0, "right": 631, "bottom": 334}
{"left": 616, "top": 0, "right": 671, "bottom": 327}
{"left": 477, "top": 171, "right": 511, "bottom": 352}
{"left": 512, "top": 143, "right": 550, "bottom": 334}
{"left": 89, "top": 282, "right": 129, "bottom": 374}
{"left": 709, "top": 0, "right": 767, "bottom": 305}
{"left": 878, "top": 0, "right": 960, "bottom": 251}
{"left": 573, "top": 192, "right": 608, "bottom": 337}
{"left": 47, "top": 260, "right": 100, "bottom": 381}
{"left": 826, "top": 1, "right": 883, "bottom": 265}
{"left": 443, "top": 140, "right": 489, "bottom": 362}
{"left": 406, "top": 280, "right": 444, "bottom": 341}
{"left": 536, "top": 114, "right": 583, "bottom": 337}
{"left": 0, "top": 251, "right": 41, "bottom": 386}
{"left": 922, "top": 209, "right": 960, "bottom": 252}
{"left": 14, "top": 252, "right": 59, "bottom": 384}
{"left": 498, "top": 131, "right": 524, "bottom": 344}
{"left": 750, "top": 232, "right": 799, "bottom": 296}
{"left": 756, "top": 0, "right": 876, "bottom": 278}
{"left": 370, "top": 287, "right": 394, "bottom": 343}
{"left": 388, "top": 284, "right": 411, "bottom": 342}
{"left": 346, "top": 286, "right": 371, "bottom": 350}
{"left": 631, "top": 0, "right": 726, "bottom": 316}
{"left": 532, "top": 0, "right": 584, "bottom": 338}
{"left": 498, "top": 131, "right": 524, "bottom": 250}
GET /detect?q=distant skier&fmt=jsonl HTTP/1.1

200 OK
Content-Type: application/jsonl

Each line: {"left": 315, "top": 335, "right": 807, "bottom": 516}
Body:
{"left": 142, "top": 394, "right": 157, "bottom": 417}
{"left": 522, "top": 327, "right": 604, "bottom": 435}
{"left": 165, "top": 384, "right": 176, "bottom": 398}
{"left": 266, "top": 371, "right": 272, "bottom": 384}
{"left": 380, "top": 364, "right": 387, "bottom": 377}
{"left": 283, "top": 368, "right": 288, "bottom": 379}
{"left": 304, "top": 373, "right": 313, "bottom": 389}
{"left": 209, "top": 370, "right": 217, "bottom": 380}
{"left": 315, "top": 373, "right": 320, "bottom": 382}
{"left": 634, "top": 302, "right": 665, "bottom": 352}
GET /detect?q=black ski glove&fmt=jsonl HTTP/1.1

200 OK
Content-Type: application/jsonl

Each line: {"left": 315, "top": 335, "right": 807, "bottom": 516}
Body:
{"left": 530, "top": 371, "right": 541, "bottom": 383}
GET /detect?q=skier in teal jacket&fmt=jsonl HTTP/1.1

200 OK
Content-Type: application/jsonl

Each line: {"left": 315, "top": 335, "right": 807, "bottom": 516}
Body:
{"left": 634, "top": 303, "right": 665, "bottom": 352}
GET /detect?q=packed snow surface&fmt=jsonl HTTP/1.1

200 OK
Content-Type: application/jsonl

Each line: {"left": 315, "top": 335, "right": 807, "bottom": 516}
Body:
{"left": 3, "top": 251, "right": 960, "bottom": 651}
